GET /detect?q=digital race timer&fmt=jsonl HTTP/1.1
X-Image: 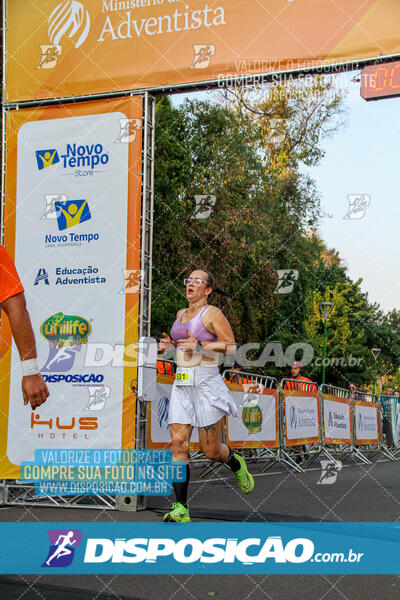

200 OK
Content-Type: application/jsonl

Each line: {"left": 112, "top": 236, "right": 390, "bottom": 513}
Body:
{"left": 361, "top": 60, "right": 400, "bottom": 101}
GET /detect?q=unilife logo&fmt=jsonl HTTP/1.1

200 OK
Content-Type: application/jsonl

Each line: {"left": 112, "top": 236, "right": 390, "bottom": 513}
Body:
{"left": 40, "top": 313, "right": 91, "bottom": 348}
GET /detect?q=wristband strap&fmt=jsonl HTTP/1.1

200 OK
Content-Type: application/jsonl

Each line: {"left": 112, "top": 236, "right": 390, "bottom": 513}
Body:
{"left": 21, "top": 358, "right": 40, "bottom": 376}
{"left": 196, "top": 341, "right": 202, "bottom": 352}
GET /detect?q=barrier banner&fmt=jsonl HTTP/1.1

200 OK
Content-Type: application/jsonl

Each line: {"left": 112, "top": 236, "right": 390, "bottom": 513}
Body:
{"left": 0, "top": 96, "right": 142, "bottom": 478}
{"left": 5, "top": 0, "right": 400, "bottom": 102}
{"left": 226, "top": 385, "right": 278, "bottom": 449}
{"left": 354, "top": 400, "right": 379, "bottom": 445}
{"left": 380, "top": 395, "right": 400, "bottom": 446}
{"left": 322, "top": 394, "right": 352, "bottom": 445}
{"left": 283, "top": 390, "right": 320, "bottom": 446}
{"left": 148, "top": 379, "right": 199, "bottom": 449}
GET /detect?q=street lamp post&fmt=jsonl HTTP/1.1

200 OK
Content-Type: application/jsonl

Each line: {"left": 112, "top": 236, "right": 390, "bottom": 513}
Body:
{"left": 371, "top": 348, "right": 381, "bottom": 396}
{"left": 318, "top": 301, "right": 334, "bottom": 385}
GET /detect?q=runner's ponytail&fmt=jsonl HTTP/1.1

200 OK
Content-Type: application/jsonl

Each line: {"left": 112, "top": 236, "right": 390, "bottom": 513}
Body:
{"left": 197, "top": 268, "right": 238, "bottom": 301}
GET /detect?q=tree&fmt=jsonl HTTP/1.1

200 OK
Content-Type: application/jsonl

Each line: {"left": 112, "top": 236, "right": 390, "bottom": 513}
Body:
{"left": 151, "top": 96, "right": 324, "bottom": 342}
{"left": 151, "top": 82, "right": 393, "bottom": 389}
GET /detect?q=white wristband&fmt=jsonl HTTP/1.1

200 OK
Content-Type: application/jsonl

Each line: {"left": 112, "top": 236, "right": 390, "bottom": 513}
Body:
{"left": 21, "top": 358, "right": 40, "bottom": 376}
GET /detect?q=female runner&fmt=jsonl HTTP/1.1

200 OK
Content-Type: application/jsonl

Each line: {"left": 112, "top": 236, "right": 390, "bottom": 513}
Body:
{"left": 158, "top": 268, "right": 254, "bottom": 523}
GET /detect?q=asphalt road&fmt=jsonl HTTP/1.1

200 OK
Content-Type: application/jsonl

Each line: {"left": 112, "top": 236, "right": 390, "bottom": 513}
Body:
{"left": 1, "top": 455, "right": 400, "bottom": 599}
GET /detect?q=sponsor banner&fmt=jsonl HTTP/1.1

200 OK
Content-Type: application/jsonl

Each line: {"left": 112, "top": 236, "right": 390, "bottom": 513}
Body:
{"left": 322, "top": 394, "right": 351, "bottom": 445}
{"left": 147, "top": 380, "right": 200, "bottom": 450}
{"left": 380, "top": 395, "right": 400, "bottom": 446}
{"left": 284, "top": 391, "right": 320, "bottom": 445}
{"left": 1, "top": 522, "right": 400, "bottom": 574}
{"left": 0, "top": 97, "right": 143, "bottom": 478}
{"left": 5, "top": 0, "right": 400, "bottom": 102}
{"left": 354, "top": 400, "right": 379, "bottom": 445}
{"left": 226, "top": 386, "right": 278, "bottom": 449}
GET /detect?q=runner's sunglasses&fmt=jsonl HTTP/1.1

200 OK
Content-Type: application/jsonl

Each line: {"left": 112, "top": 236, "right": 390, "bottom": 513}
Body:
{"left": 184, "top": 278, "right": 207, "bottom": 286}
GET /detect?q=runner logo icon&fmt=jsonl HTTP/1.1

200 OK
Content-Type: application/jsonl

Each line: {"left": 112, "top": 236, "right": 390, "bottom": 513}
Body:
{"left": 55, "top": 199, "right": 91, "bottom": 230}
{"left": 42, "top": 529, "right": 82, "bottom": 567}
{"left": 36, "top": 149, "right": 60, "bottom": 170}
{"left": 37, "top": 45, "right": 62, "bottom": 69}
{"left": 42, "top": 195, "right": 67, "bottom": 220}
{"left": 86, "top": 386, "right": 110, "bottom": 411}
{"left": 41, "top": 341, "right": 81, "bottom": 372}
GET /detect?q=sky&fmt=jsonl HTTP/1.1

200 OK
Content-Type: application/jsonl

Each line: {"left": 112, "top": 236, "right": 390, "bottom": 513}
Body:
{"left": 172, "top": 74, "right": 400, "bottom": 314}
{"left": 303, "top": 72, "right": 400, "bottom": 314}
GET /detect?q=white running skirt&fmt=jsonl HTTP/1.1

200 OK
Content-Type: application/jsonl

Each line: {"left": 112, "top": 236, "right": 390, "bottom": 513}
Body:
{"left": 168, "top": 364, "right": 238, "bottom": 428}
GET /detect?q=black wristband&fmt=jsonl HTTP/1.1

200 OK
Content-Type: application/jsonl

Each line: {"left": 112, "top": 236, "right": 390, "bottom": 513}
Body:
{"left": 196, "top": 341, "right": 202, "bottom": 352}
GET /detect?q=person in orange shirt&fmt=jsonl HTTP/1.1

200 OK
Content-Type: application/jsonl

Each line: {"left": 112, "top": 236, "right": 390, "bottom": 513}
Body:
{"left": 283, "top": 361, "right": 317, "bottom": 392}
{"left": 0, "top": 245, "right": 49, "bottom": 410}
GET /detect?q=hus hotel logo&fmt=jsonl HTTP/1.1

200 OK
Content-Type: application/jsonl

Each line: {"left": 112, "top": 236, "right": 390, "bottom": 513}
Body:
{"left": 35, "top": 143, "right": 109, "bottom": 173}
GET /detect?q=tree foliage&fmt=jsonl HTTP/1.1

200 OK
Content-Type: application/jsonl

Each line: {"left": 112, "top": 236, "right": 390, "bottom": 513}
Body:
{"left": 151, "top": 82, "right": 399, "bottom": 390}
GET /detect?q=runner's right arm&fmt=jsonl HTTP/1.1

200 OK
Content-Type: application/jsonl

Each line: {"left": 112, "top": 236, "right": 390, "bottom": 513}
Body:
{"left": 2, "top": 292, "right": 49, "bottom": 410}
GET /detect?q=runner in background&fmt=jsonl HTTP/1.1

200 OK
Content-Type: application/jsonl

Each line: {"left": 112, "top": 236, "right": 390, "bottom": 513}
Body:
{"left": 158, "top": 268, "right": 254, "bottom": 523}
{"left": 0, "top": 245, "right": 49, "bottom": 410}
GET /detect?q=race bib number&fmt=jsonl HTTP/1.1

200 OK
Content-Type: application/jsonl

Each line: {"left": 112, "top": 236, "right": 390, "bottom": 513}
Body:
{"left": 175, "top": 368, "right": 194, "bottom": 386}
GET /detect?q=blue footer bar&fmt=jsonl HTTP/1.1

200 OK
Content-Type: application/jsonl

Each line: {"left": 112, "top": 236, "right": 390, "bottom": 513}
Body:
{"left": 1, "top": 522, "right": 399, "bottom": 574}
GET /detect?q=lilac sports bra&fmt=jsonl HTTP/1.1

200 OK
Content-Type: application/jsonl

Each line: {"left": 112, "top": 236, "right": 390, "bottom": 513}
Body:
{"left": 170, "top": 304, "right": 218, "bottom": 343}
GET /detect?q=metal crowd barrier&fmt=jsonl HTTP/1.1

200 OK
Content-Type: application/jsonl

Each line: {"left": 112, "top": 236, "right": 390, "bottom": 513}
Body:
{"left": 223, "top": 369, "right": 280, "bottom": 473}
{"left": 275, "top": 378, "right": 321, "bottom": 473}
{"left": 2, "top": 360, "right": 399, "bottom": 511}
{"left": 319, "top": 384, "right": 353, "bottom": 467}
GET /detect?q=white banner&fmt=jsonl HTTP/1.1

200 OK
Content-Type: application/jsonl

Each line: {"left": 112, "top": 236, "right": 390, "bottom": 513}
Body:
{"left": 323, "top": 399, "right": 351, "bottom": 441}
{"left": 151, "top": 383, "right": 199, "bottom": 445}
{"left": 285, "top": 396, "right": 319, "bottom": 440}
{"left": 355, "top": 404, "right": 378, "bottom": 441}
{"left": 227, "top": 391, "right": 277, "bottom": 442}
{"left": 7, "top": 112, "right": 130, "bottom": 464}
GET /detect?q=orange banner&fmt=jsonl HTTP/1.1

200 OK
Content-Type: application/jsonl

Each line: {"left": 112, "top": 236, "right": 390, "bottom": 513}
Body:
{"left": 5, "top": 0, "right": 400, "bottom": 102}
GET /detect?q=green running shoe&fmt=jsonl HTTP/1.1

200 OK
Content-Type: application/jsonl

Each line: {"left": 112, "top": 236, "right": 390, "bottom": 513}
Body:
{"left": 233, "top": 453, "right": 254, "bottom": 494}
{"left": 163, "top": 502, "right": 191, "bottom": 523}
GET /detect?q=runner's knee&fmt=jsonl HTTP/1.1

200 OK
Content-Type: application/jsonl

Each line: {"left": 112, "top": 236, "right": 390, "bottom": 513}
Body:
{"left": 171, "top": 434, "right": 190, "bottom": 459}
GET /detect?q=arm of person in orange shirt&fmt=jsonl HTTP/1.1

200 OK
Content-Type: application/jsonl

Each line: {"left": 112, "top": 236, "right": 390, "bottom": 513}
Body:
{"left": 2, "top": 292, "right": 49, "bottom": 410}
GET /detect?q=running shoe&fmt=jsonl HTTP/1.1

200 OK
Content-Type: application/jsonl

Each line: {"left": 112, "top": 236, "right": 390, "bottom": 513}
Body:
{"left": 163, "top": 502, "right": 191, "bottom": 523}
{"left": 233, "top": 453, "right": 254, "bottom": 494}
